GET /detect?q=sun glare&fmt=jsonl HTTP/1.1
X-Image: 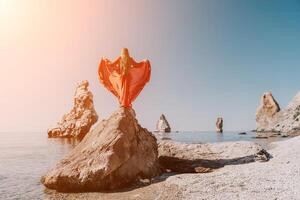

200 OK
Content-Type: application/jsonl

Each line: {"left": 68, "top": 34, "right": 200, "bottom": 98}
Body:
{"left": 0, "top": 0, "right": 15, "bottom": 17}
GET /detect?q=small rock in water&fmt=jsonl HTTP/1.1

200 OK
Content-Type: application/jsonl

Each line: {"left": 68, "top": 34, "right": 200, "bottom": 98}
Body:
{"left": 238, "top": 132, "right": 247, "bottom": 135}
{"left": 156, "top": 114, "right": 171, "bottom": 132}
{"left": 216, "top": 117, "right": 223, "bottom": 133}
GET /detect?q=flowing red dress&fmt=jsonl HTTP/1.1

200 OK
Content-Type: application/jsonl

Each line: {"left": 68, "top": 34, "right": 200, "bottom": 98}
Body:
{"left": 98, "top": 58, "right": 151, "bottom": 108}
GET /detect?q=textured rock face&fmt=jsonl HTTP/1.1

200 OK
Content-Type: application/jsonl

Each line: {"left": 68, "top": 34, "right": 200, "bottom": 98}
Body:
{"left": 159, "top": 137, "right": 300, "bottom": 200}
{"left": 256, "top": 92, "right": 280, "bottom": 132}
{"left": 48, "top": 80, "right": 98, "bottom": 139}
{"left": 158, "top": 140, "right": 270, "bottom": 173}
{"left": 216, "top": 117, "right": 223, "bottom": 133}
{"left": 42, "top": 107, "right": 161, "bottom": 192}
{"left": 273, "top": 92, "right": 300, "bottom": 134}
{"left": 256, "top": 91, "right": 300, "bottom": 135}
{"left": 156, "top": 114, "right": 171, "bottom": 132}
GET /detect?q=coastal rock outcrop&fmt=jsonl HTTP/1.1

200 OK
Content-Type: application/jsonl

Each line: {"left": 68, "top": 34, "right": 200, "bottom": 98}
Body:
{"left": 156, "top": 114, "right": 171, "bottom": 132}
{"left": 158, "top": 140, "right": 270, "bottom": 173}
{"left": 159, "top": 136, "right": 300, "bottom": 200}
{"left": 256, "top": 91, "right": 300, "bottom": 136}
{"left": 273, "top": 92, "right": 300, "bottom": 134}
{"left": 42, "top": 107, "right": 161, "bottom": 192}
{"left": 256, "top": 92, "right": 280, "bottom": 132}
{"left": 47, "top": 80, "right": 98, "bottom": 139}
{"left": 216, "top": 117, "right": 223, "bottom": 133}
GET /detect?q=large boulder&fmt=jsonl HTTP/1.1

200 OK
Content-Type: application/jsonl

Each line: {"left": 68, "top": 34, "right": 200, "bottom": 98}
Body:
{"left": 256, "top": 91, "right": 300, "bottom": 135}
{"left": 42, "top": 107, "right": 161, "bottom": 192}
{"left": 216, "top": 117, "right": 223, "bottom": 133}
{"left": 256, "top": 92, "right": 280, "bottom": 132}
{"left": 156, "top": 114, "right": 171, "bottom": 132}
{"left": 158, "top": 140, "right": 270, "bottom": 173}
{"left": 48, "top": 80, "right": 98, "bottom": 139}
{"left": 256, "top": 92, "right": 280, "bottom": 131}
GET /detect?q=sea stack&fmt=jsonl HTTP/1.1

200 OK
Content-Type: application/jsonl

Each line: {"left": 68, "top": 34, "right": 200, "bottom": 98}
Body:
{"left": 256, "top": 92, "right": 280, "bottom": 132}
{"left": 42, "top": 107, "right": 161, "bottom": 192}
{"left": 216, "top": 117, "right": 223, "bottom": 133}
{"left": 47, "top": 80, "right": 98, "bottom": 139}
{"left": 156, "top": 114, "right": 171, "bottom": 132}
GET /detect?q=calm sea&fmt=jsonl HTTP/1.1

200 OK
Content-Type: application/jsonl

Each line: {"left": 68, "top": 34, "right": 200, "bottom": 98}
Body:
{"left": 0, "top": 131, "right": 285, "bottom": 199}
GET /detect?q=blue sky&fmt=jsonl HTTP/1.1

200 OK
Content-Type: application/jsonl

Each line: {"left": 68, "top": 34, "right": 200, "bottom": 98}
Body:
{"left": 0, "top": 0, "right": 300, "bottom": 132}
{"left": 126, "top": 0, "right": 300, "bottom": 131}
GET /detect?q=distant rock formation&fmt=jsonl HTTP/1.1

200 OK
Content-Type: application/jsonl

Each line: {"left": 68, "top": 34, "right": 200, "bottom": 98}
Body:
{"left": 156, "top": 114, "right": 171, "bottom": 132}
{"left": 216, "top": 117, "right": 223, "bottom": 133}
{"left": 42, "top": 107, "right": 161, "bottom": 192}
{"left": 256, "top": 92, "right": 280, "bottom": 132}
{"left": 47, "top": 80, "right": 98, "bottom": 139}
{"left": 256, "top": 91, "right": 300, "bottom": 136}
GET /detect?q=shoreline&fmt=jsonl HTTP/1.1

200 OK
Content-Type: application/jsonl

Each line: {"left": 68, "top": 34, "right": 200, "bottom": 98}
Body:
{"left": 160, "top": 136, "right": 300, "bottom": 200}
{"left": 43, "top": 136, "right": 300, "bottom": 200}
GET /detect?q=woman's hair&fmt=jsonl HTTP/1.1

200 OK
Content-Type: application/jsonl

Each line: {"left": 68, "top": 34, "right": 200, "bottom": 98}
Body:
{"left": 120, "top": 48, "right": 131, "bottom": 75}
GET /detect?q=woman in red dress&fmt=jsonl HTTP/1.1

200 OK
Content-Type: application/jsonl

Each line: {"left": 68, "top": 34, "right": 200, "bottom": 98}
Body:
{"left": 98, "top": 48, "right": 151, "bottom": 108}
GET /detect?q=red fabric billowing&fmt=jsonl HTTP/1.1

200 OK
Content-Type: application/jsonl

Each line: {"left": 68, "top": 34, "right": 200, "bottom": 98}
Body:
{"left": 98, "top": 57, "right": 151, "bottom": 107}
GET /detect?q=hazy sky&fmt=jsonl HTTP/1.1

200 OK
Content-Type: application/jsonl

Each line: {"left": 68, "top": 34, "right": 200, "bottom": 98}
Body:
{"left": 1, "top": 0, "right": 300, "bottom": 132}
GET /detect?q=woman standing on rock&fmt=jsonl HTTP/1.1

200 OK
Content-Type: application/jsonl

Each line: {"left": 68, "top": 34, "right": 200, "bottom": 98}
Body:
{"left": 98, "top": 48, "right": 151, "bottom": 108}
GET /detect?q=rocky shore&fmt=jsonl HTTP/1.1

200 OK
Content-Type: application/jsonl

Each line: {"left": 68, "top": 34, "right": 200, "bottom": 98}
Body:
{"left": 158, "top": 140, "right": 270, "bottom": 173}
{"left": 42, "top": 90, "right": 300, "bottom": 199}
{"left": 256, "top": 91, "right": 300, "bottom": 137}
{"left": 160, "top": 136, "right": 300, "bottom": 200}
{"left": 45, "top": 136, "right": 300, "bottom": 200}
